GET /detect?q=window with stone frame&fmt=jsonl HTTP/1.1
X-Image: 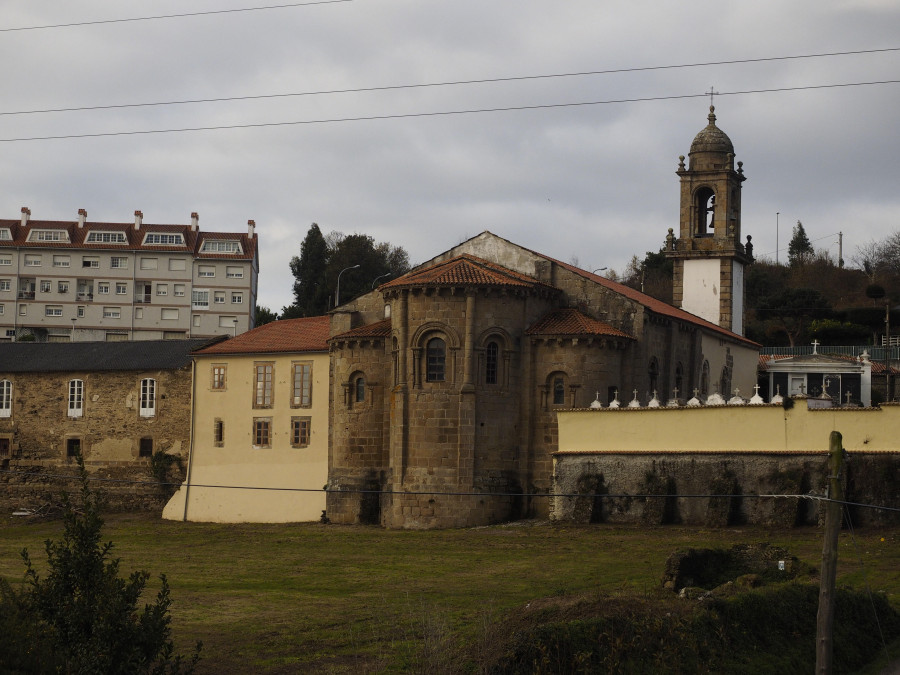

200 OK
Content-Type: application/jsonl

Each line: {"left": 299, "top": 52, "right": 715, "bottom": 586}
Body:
{"left": 355, "top": 375, "right": 366, "bottom": 404}
{"left": 0, "top": 379, "right": 11, "bottom": 418}
{"left": 253, "top": 363, "right": 274, "bottom": 408}
{"left": 701, "top": 360, "right": 710, "bottom": 396}
{"left": 139, "top": 378, "right": 156, "bottom": 417}
{"left": 552, "top": 376, "right": 566, "bottom": 405}
{"left": 213, "top": 419, "right": 224, "bottom": 447}
{"left": 484, "top": 340, "right": 500, "bottom": 385}
{"left": 68, "top": 379, "right": 84, "bottom": 418}
{"left": 291, "top": 417, "right": 311, "bottom": 447}
{"left": 253, "top": 418, "right": 271, "bottom": 448}
{"left": 426, "top": 337, "right": 446, "bottom": 382}
{"left": 291, "top": 362, "right": 312, "bottom": 407}
{"left": 211, "top": 364, "right": 227, "bottom": 391}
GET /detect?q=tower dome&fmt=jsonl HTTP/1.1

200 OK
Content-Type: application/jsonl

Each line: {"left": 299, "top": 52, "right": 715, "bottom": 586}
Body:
{"left": 689, "top": 106, "right": 734, "bottom": 155}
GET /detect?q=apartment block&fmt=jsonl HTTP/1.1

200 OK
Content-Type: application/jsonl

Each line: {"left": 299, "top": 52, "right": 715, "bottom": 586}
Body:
{"left": 0, "top": 208, "right": 258, "bottom": 342}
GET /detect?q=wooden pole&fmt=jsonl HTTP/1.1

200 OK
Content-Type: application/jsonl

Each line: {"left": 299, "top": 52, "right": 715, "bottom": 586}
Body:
{"left": 816, "top": 430, "right": 844, "bottom": 674}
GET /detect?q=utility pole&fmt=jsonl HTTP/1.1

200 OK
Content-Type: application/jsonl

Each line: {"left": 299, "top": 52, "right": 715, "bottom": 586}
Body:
{"left": 886, "top": 302, "right": 892, "bottom": 402}
{"left": 816, "top": 430, "right": 845, "bottom": 675}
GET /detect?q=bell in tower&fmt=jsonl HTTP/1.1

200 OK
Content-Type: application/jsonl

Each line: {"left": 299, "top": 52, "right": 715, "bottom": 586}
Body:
{"left": 667, "top": 106, "right": 752, "bottom": 335}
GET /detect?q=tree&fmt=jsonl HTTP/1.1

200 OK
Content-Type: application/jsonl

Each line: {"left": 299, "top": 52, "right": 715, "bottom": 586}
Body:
{"left": 284, "top": 225, "right": 411, "bottom": 317}
{"left": 254, "top": 305, "right": 278, "bottom": 326}
{"left": 788, "top": 221, "right": 814, "bottom": 267}
{"left": 754, "top": 287, "right": 832, "bottom": 346}
{"left": 0, "top": 455, "right": 201, "bottom": 674}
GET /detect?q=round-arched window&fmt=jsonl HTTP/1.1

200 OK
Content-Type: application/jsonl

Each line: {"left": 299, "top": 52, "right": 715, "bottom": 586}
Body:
{"left": 426, "top": 338, "right": 446, "bottom": 382}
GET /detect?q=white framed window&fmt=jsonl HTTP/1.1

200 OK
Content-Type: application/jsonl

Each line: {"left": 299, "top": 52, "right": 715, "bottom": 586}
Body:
{"left": 24, "top": 255, "right": 41, "bottom": 267}
{"left": 98, "top": 282, "right": 110, "bottom": 294}
{"left": 115, "top": 282, "right": 127, "bottom": 295}
{"left": 40, "top": 281, "right": 51, "bottom": 293}
{"left": 192, "top": 315, "right": 201, "bottom": 327}
{"left": 198, "top": 265, "right": 215, "bottom": 278}
{"left": 68, "top": 379, "right": 84, "bottom": 418}
{"left": 139, "top": 378, "right": 156, "bottom": 418}
{"left": 53, "top": 255, "right": 71, "bottom": 268}
{"left": 58, "top": 281, "right": 69, "bottom": 294}
{"left": 156, "top": 284, "right": 168, "bottom": 296}
{"left": 86, "top": 231, "right": 126, "bottom": 244}
{"left": 173, "top": 284, "right": 185, "bottom": 297}
{"left": 0, "top": 229, "right": 11, "bottom": 241}
{"left": 0, "top": 280, "right": 9, "bottom": 292}
{"left": 77, "top": 306, "right": 85, "bottom": 318}
{"left": 103, "top": 307, "right": 121, "bottom": 319}
{"left": 45, "top": 305, "right": 62, "bottom": 317}
{"left": 201, "top": 240, "right": 242, "bottom": 254}
{"left": 192, "top": 290, "right": 209, "bottom": 310}
{"left": 0, "top": 257, "right": 10, "bottom": 266}
{"left": 28, "top": 229, "right": 68, "bottom": 243}
{"left": 135, "top": 307, "right": 144, "bottom": 319}
{"left": 140, "top": 257, "right": 158, "bottom": 270}
{"left": 143, "top": 233, "right": 184, "bottom": 245}
{"left": 0, "top": 380, "right": 11, "bottom": 418}
{"left": 214, "top": 291, "right": 225, "bottom": 304}
{"left": 231, "top": 293, "right": 243, "bottom": 304}
{"left": 226, "top": 266, "right": 244, "bottom": 279}
{"left": 0, "top": 304, "right": 4, "bottom": 315}
{"left": 82, "top": 256, "right": 99, "bottom": 268}
{"left": 110, "top": 257, "right": 128, "bottom": 269}
{"left": 161, "top": 308, "right": 178, "bottom": 320}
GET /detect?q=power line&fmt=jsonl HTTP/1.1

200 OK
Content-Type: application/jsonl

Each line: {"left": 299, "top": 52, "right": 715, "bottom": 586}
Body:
{"left": 0, "top": 1, "right": 354, "bottom": 33}
{"left": 1, "top": 79, "right": 898, "bottom": 144}
{"left": 2, "top": 47, "right": 897, "bottom": 118}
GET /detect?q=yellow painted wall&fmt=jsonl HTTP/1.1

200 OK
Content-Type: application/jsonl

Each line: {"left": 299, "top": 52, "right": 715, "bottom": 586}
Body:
{"left": 163, "top": 350, "right": 329, "bottom": 523}
{"left": 557, "top": 401, "right": 900, "bottom": 454}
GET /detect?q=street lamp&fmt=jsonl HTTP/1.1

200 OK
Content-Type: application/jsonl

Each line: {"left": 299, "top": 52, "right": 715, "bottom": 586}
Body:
{"left": 592, "top": 267, "right": 607, "bottom": 275}
{"left": 335, "top": 264, "right": 360, "bottom": 308}
{"left": 372, "top": 272, "right": 392, "bottom": 289}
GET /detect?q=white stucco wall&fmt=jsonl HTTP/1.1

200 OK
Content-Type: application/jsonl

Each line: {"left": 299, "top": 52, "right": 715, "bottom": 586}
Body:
{"left": 681, "top": 258, "right": 721, "bottom": 326}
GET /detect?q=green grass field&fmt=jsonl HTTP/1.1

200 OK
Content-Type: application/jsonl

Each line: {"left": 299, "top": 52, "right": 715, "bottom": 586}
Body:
{"left": 2, "top": 514, "right": 899, "bottom": 673}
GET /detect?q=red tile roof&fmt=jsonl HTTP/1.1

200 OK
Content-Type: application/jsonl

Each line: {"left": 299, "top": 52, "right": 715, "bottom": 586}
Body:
{"left": 381, "top": 253, "right": 552, "bottom": 291}
{"left": 330, "top": 319, "right": 392, "bottom": 342}
{"left": 194, "top": 316, "right": 330, "bottom": 355}
{"left": 526, "top": 308, "right": 634, "bottom": 339}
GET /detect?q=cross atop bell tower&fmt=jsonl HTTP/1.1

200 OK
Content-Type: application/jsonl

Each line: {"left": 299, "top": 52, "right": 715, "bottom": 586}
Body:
{"left": 667, "top": 106, "right": 752, "bottom": 335}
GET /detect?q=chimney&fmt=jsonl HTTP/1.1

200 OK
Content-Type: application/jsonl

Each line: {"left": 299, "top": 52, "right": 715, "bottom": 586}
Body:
{"left": 20, "top": 207, "right": 30, "bottom": 227}
{"left": 248, "top": 219, "right": 256, "bottom": 237}
{"left": 77, "top": 208, "right": 87, "bottom": 228}
{"left": 191, "top": 212, "right": 199, "bottom": 232}
{"left": 134, "top": 210, "right": 143, "bottom": 230}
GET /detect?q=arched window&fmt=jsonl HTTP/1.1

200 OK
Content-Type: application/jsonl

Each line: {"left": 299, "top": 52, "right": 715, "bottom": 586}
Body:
{"left": 485, "top": 341, "right": 499, "bottom": 385}
{"left": 355, "top": 375, "right": 366, "bottom": 403}
{"left": 695, "top": 187, "right": 715, "bottom": 236}
{"left": 701, "top": 360, "right": 710, "bottom": 396}
{"left": 0, "top": 380, "right": 11, "bottom": 418}
{"left": 426, "top": 337, "right": 446, "bottom": 382}
{"left": 648, "top": 358, "right": 659, "bottom": 395}
{"left": 553, "top": 376, "right": 565, "bottom": 405}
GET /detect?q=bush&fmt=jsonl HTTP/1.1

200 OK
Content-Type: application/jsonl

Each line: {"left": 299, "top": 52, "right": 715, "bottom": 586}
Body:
{"left": 0, "top": 454, "right": 201, "bottom": 674}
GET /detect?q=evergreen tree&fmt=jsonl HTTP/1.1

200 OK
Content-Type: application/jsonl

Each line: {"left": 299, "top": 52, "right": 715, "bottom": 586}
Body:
{"left": 286, "top": 223, "right": 330, "bottom": 318}
{"left": 254, "top": 305, "right": 278, "bottom": 326}
{"left": 788, "top": 220, "right": 813, "bottom": 267}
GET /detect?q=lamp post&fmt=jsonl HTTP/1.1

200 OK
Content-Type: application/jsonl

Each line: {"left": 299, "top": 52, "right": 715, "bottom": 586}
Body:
{"left": 592, "top": 267, "right": 607, "bottom": 275}
{"left": 70, "top": 318, "right": 76, "bottom": 342}
{"left": 372, "top": 272, "right": 392, "bottom": 289}
{"left": 776, "top": 212, "right": 780, "bottom": 265}
{"left": 335, "top": 264, "right": 360, "bottom": 308}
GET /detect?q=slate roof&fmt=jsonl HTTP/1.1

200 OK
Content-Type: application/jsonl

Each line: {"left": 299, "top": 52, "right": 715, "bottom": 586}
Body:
{"left": 525, "top": 308, "right": 634, "bottom": 339}
{"left": 194, "top": 316, "right": 330, "bottom": 355}
{"left": 0, "top": 337, "right": 224, "bottom": 373}
{"left": 380, "top": 254, "right": 553, "bottom": 292}
{"left": 0, "top": 217, "right": 256, "bottom": 261}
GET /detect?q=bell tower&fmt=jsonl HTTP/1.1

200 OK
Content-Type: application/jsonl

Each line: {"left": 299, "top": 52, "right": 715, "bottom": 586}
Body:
{"left": 667, "top": 106, "right": 751, "bottom": 335}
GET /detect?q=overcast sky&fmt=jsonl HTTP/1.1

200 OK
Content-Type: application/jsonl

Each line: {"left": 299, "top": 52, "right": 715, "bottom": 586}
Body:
{"left": 1, "top": 1, "right": 898, "bottom": 312}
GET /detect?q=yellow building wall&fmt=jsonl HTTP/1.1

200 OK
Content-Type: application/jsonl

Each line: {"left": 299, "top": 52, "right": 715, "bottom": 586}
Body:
{"left": 557, "top": 402, "right": 900, "bottom": 454}
{"left": 163, "top": 350, "right": 329, "bottom": 523}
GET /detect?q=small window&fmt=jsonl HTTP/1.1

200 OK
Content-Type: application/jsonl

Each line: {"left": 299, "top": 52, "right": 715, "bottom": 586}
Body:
{"left": 173, "top": 284, "right": 186, "bottom": 297}
{"left": 355, "top": 375, "right": 366, "bottom": 403}
{"left": 0, "top": 380, "right": 12, "bottom": 418}
{"left": 45, "top": 305, "right": 63, "bottom": 317}
{"left": 115, "top": 282, "right": 127, "bottom": 295}
{"left": 253, "top": 418, "right": 271, "bottom": 448}
{"left": 24, "top": 255, "right": 41, "bottom": 267}
{"left": 98, "top": 282, "right": 109, "bottom": 295}
{"left": 552, "top": 376, "right": 565, "bottom": 405}
{"left": 82, "top": 256, "right": 100, "bottom": 268}
{"left": 77, "top": 306, "right": 85, "bottom": 318}
{"left": 143, "top": 233, "right": 184, "bottom": 246}
{"left": 140, "top": 257, "right": 158, "bottom": 270}
{"left": 169, "top": 258, "right": 187, "bottom": 272}
{"left": 485, "top": 341, "right": 499, "bottom": 385}
{"left": 292, "top": 363, "right": 311, "bottom": 407}
{"left": 202, "top": 240, "right": 242, "bottom": 253}
{"left": 214, "top": 291, "right": 226, "bottom": 304}
{"left": 213, "top": 419, "right": 224, "bottom": 446}
{"left": 0, "top": 257, "right": 11, "bottom": 266}
{"left": 0, "top": 229, "right": 10, "bottom": 241}
{"left": 157, "top": 284, "right": 168, "bottom": 296}
{"left": 139, "top": 438, "right": 153, "bottom": 458}
{"left": 53, "top": 255, "right": 71, "bottom": 268}
{"left": 135, "top": 307, "right": 144, "bottom": 319}
{"left": 161, "top": 308, "right": 178, "bottom": 320}
{"left": 87, "top": 231, "right": 126, "bottom": 244}
{"left": 231, "top": 293, "right": 242, "bottom": 304}
{"left": 198, "top": 265, "right": 215, "bottom": 278}
{"left": 28, "top": 229, "right": 68, "bottom": 242}
{"left": 68, "top": 379, "right": 84, "bottom": 418}
{"left": 58, "top": 281, "right": 69, "bottom": 294}
{"left": 18, "top": 305, "right": 26, "bottom": 316}
{"left": 212, "top": 364, "right": 227, "bottom": 390}
{"left": 254, "top": 363, "right": 273, "bottom": 408}
{"left": 110, "top": 256, "right": 128, "bottom": 269}
{"left": 40, "top": 281, "right": 51, "bottom": 293}
{"left": 192, "top": 290, "right": 209, "bottom": 310}
{"left": 426, "top": 337, "right": 446, "bottom": 382}
{"left": 0, "top": 280, "right": 9, "bottom": 292}
{"left": 103, "top": 307, "right": 121, "bottom": 319}
{"left": 226, "top": 266, "right": 244, "bottom": 278}
{"left": 140, "top": 378, "right": 156, "bottom": 417}
{"left": 291, "top": 418, "right": 311, "bottom": 447}
{"left": 0, "top": 305, "right": 4, "bottom": 315}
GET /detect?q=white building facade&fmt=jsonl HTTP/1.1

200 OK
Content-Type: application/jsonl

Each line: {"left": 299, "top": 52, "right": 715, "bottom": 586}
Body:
{"left": 0, "top": 208, "right": 259, "bottom": 342}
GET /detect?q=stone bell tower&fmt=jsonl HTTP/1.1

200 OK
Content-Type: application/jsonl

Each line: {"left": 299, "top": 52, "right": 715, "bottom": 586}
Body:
{"left": 667, "top": 106, "right": 752, "bottom": 335}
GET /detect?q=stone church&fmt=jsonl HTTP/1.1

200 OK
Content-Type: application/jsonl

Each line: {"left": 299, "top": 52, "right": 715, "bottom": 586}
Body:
{"left": 326, "top": 108, "right": 760, "bottom": 529}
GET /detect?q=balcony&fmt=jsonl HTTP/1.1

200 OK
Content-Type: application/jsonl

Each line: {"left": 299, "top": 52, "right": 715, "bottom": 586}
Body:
{"left": 76, "top": 293, "right": 93, "bottom": 302}
{"left": 134, "top": 294, "right": 153, "bottom": 304}
{"left": 17, "top": 290, "right": 35, "bottom": 300}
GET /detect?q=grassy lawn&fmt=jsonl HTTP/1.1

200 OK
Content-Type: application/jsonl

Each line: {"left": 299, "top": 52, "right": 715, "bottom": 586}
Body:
{"left": 2, "top": 514, "right": 899, "bottom": 673}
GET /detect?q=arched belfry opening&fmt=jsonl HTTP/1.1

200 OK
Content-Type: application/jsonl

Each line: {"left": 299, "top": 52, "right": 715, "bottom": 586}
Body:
{"left": 668, "top": 106, "right": 752, "bottom": 335}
